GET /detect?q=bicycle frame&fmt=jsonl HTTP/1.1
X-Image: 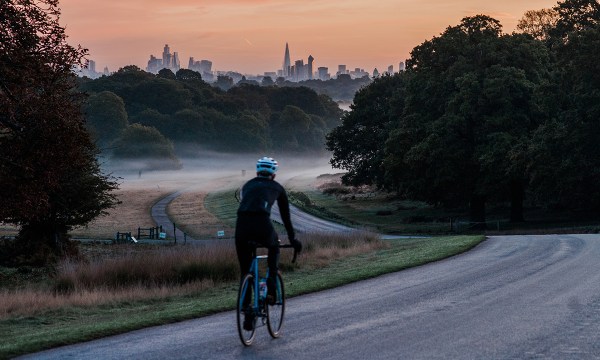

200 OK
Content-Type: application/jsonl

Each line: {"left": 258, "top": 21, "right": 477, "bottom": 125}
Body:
{"left": 237, "top": 243, "right": 296, "bottom": 345}
{"left": 242, "top": 244, "right": 295, "bottom": 311}
{"left": 245, "top": 253, "right": 270, "bottom": 314}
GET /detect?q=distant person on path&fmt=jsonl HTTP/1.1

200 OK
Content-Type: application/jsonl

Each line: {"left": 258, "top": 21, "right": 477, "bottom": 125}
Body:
{"left": 235, "top": 157, "right": 301, "bottom": 328}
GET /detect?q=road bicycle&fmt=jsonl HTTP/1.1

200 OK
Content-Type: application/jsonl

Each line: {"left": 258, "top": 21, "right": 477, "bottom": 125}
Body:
{"left": 236, "top": 242, "right": 297, "bottom": 346}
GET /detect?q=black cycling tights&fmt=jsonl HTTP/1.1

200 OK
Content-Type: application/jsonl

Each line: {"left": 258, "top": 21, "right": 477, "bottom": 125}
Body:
{"left": 235, "top": 214, "right": 281, "bottom": 281}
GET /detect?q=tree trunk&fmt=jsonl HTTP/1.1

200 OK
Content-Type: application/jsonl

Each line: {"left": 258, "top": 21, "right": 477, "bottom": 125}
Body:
{"left": 469, "top": 194, "right": 486, "bottom": 229}
{"left": 510, "top": 179, "right": 525, "bottom": 223}
{"left": 12, "top": 222, "right": 77, "bottom": 266}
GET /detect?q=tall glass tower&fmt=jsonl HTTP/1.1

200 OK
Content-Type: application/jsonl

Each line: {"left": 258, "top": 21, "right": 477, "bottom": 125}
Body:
{"left": 283, "top": 43, "right": 291, "bottom": 78}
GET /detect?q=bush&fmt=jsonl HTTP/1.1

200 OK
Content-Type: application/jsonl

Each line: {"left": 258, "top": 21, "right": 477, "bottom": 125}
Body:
{"left": 289, "top": 191, "right": 312, "bottom": 206}
{"left": 111, "top": 124, "right": 181, "bottom": 170}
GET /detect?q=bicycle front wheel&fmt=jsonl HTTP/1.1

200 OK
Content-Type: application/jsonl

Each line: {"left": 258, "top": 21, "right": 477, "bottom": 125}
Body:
{"left": 267, "top": 271, "right": 285, "bottom": 338}
{"left": 237, "top": 273, "right": 257, "bottom": 346}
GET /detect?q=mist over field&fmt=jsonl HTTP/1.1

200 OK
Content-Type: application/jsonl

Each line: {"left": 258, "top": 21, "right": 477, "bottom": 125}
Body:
{"left": 102, "top": 151, "right": 340, "bottom": 187}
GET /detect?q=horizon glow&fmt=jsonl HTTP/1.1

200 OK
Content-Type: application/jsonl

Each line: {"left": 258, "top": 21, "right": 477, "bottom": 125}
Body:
{"left": 60, "top": 0, "right": 558, "bottom": 75}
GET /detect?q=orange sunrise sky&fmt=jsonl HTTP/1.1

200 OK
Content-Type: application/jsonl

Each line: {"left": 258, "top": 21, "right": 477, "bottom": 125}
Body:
{"left": 60, "top": 0, "right": 558, "bottom": 75}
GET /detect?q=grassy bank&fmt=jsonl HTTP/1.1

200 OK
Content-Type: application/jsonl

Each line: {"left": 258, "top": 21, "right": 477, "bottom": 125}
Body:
{"left": 284, "top": 174, "right": 600, "bottom": 235}
{"left": 284, "top": 174, "right": 460, "bottom": 235}
{"left": 0, "top": 234, "right": 484, "bottom": 358}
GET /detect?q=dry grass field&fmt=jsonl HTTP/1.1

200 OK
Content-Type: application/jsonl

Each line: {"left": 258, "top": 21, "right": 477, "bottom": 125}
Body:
{"left": 165, "top": 176, "right": 244, "bottom": 239}
{"left": 70, "top": 182, "right": 176, "bottom": 239}
{"left": 166, "top": 191, "right": 237, "bottom": 239}
{"left": 0, "top": 231, "right": 386, "bottom": 319}
{"left": 69, "top": 173, "right": 243, "bottom": 240}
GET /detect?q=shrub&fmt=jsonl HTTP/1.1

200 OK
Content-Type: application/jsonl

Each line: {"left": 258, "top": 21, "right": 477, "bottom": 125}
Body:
{"left": 111, "top": 124, "right": 181, "bottom": 170}
{"left": 289, "top": 191, "right": 312, "bottom": 206}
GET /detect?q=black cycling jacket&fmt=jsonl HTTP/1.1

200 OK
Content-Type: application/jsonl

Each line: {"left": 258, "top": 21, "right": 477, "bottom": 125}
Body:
{"left": 237, "top": 176, "right": 295, "bottom": 240}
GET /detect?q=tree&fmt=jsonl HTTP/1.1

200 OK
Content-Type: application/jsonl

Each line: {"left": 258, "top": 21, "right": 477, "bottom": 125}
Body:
{"left": 84, "top": 91, "right": 128, "bottom": 147}
{"left": 172, "top": 108, "right": 215, "bottom": 143}
{"left": 215, "top": 111, "right": 269, "bottom": 151}
{"left": 0, "top": 0, "right": 119, "bottom": 265}
{"left": 326, "top": 74, "right": 407, "bottom": 186}
{"left": 383, "top": 16, "right": 550, "bottom": 224}
{"left": 176, "top": 68, "right": 203, "bottom": 81}
{"left": 112, "top": 124, "right": 181, "bottom": 169}
{"left": 130, "top": 108, "right": 173, "bottom": 135}
{"left": 129, "top": 78, "right": 192, "bottom": 114}
{"left": 527, "top": 0, "right": 600, "bottom": 210}
{"left": 261, "top": 76, "right": 274, "bottom": 86}
{"left": 270, "top": 105, "right": 311, "bottom": 151}
{"left": 551, "top": 0, "right": 600, "bottom": 39}
{"left": 215, "top": 75, "right": 234, "bottom": 91}
{"left": 157, "top": 68, "right": 176, "bottom": 80}
{"left": 516, "top": 8, "right": 559, "bottom": 41}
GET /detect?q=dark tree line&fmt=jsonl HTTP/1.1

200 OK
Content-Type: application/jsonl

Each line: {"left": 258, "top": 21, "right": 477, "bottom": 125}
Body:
{"left": 327, "top": 0, "right": 600, "bottom": 225}
{"left": 278, "top": 74, "right": 373, "bottom": 102}
{"left": 79, "top": 67, "right": 344, "bottom": 161}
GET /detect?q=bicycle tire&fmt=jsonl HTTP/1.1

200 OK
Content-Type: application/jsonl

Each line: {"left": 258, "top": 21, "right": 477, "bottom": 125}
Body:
{"left": 237, "top": 273, "right": 257, "bottom": 346}
{"left": 267, "top": 271, "right": 285, "bottom": 338}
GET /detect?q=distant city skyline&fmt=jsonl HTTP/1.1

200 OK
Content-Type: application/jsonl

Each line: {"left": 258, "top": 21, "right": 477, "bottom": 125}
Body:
{"left": 109, "top": 42, "right": 394, "bottom": 82}
{"left": 61, "top": 0, "right": 557, "bottom": 75}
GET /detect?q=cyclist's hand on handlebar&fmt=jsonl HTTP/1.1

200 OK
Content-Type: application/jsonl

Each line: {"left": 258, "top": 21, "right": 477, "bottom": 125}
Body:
{"left": 290, "top": 238, "right": 302, "bottom": 254}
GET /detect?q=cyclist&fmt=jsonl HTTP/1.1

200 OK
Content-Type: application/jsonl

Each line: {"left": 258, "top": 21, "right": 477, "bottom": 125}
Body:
{"left": 235, "top": 156, "right": 302, "bottom": 330}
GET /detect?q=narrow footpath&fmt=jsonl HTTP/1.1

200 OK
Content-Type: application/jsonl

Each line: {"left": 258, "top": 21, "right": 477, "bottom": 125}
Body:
{"left": 150, "top": 190, "right": 197, "bottom": 242}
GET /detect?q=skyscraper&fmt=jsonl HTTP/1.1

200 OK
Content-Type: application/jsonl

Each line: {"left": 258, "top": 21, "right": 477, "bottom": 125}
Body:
{"left": 162, "top": 44, "right": 171, "bottom": 69}
{"left": 318, "top": 67, "right": 330, "bottom": 80}
{"left": 146, "top": 44, "right": 180, "bottom": 73}
{"left": 283, "top": 43, "right": 291, "bottom": 78}
{"left": 87, "top": 59, "right": 96, "bottom": 73}
{"left": 294, "top": 59, "right": 304, "bottom": 81}
{"left": 307, "top": 55, "right": 314, "bottom": 80}
{"left": 147, "top": 55, "right": 162, "bottom": 73}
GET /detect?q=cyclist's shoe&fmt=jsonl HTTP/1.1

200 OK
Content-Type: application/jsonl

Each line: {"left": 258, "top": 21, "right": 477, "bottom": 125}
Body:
{"left": 243, "top": 312, "right": 255, "bottom": 331}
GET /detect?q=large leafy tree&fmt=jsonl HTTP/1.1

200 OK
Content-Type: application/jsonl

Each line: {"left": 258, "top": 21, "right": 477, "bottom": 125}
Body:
{"left": 527, "top": 0, "right": 600, "bottom": 209}
{"left": 383, "top": 16, "right": 550, "bottom": 223}
{"left": 550, "top": 0, "right": 600, "bottom": 40}
{"left": 0, "top": 0, "right": 119, "bottom": 265}
{"left": 326, "top": 74, "right": 408, "bottom": 186}
{"left": 84, "top": 91, "right": 129, "bottom": 147}
{"left": 112, "top": 124, "right": 181, "bottom": 169}
{"left": 517, "top": 8, "right": 559, "bottom": 41}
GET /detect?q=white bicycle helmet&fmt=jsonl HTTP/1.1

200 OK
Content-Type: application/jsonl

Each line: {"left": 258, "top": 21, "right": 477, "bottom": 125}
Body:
{"left": 256, "top": 156, "right": 278, "bottom": 175}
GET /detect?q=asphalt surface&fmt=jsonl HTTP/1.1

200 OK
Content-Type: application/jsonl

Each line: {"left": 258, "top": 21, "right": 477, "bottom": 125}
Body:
{"left": 20, "top": 234, "right": 600, "bottom": 359}
{"left": 150, "top": 189, "right": 358, "bottom": 242}
{"left": 151, "top": 189, "right": 197, "bottom": 241}
{"left": 272, "top": 203, "right": 357, "bottom": 234}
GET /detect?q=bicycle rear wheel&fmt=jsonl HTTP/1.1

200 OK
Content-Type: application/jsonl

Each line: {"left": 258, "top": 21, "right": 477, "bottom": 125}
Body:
{"left": 267, "top": 272, "right": 285, "bottom": 338}
{"left": 237, "top": 273, "right": 257, "bottom": 346}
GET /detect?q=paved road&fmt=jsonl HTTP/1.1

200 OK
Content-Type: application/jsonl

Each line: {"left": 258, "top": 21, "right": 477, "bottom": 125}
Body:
{"left": 151, "top": 189, "right": 359, "bottom": 242}
{"left": 21, "top": 234, "right": 600, "bottom": 359}
{"left": 272, "top": 203, "right": 357, "bottom": 233}
{"left": 151, "top": 190, "right": 197, "bottom": 241}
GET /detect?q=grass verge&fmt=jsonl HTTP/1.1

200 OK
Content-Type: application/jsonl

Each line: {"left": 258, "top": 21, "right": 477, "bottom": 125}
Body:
{"left": 0, "top": 235, "right": 484, "bottom": 359}
{"left": 285, "top": 175, "right": 457, "bottom": 235}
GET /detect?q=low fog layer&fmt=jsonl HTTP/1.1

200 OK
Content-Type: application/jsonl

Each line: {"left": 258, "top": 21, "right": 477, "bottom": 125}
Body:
{"left": 103, "top": 151, "right": 342, "bottom": 190}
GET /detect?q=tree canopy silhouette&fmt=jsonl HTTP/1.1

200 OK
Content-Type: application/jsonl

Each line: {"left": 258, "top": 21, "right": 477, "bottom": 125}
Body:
{"left": 0, "top": 0, "right": 119, "bottom": 265}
